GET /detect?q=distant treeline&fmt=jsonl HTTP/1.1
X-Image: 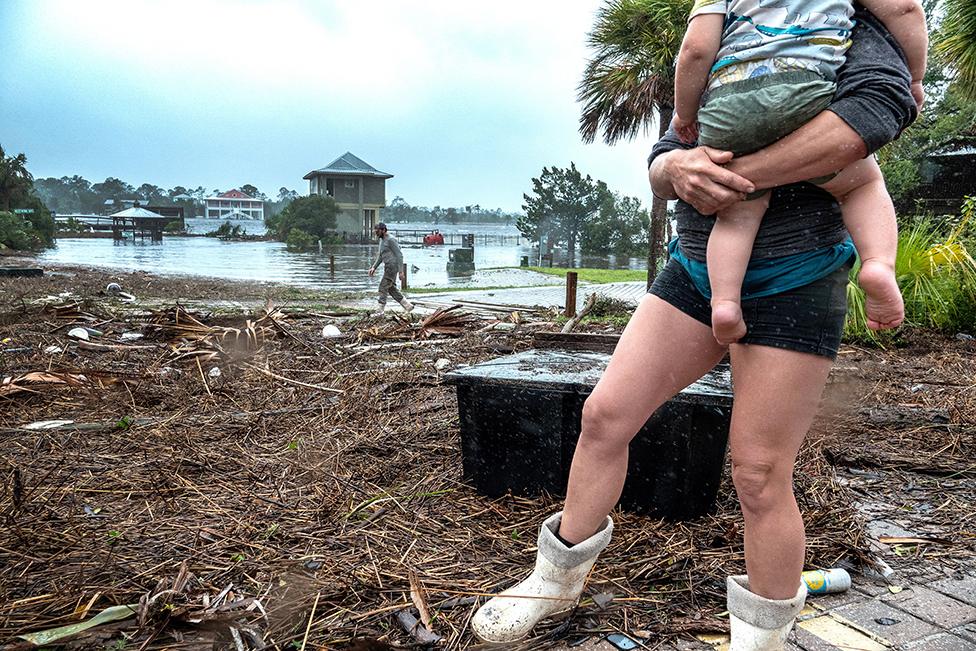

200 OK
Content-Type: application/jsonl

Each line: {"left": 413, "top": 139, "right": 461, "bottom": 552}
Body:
{"left": 32, "top": 176, "right": 300, "bottom": 217}
{"left": 384, "top": 196, "right": 519, "bottom": 225}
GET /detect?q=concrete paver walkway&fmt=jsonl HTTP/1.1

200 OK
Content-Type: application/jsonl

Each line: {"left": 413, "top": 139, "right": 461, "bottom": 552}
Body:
{"left": 410, "top": 281, "right": 648, "bottom": 312}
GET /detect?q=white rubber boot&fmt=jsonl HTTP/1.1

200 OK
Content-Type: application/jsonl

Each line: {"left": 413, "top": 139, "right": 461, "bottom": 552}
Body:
{"left": 727, "top": 575, "right": 806, "bottom": 651}
{"left": 399, "top": 298, "right": 414, "bottom": 313}
{"left": 373, "top": 303, "right": 386, "bottom": 317}
{"left": 471, "top": 512, "right": 613, "bottom": 643}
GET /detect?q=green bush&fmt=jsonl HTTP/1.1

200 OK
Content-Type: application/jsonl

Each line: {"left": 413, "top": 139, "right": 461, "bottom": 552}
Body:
{"left": 0, "top": 206, "right": 54, "bottom": 250}
{"left": 207, "top": 221, "right": 246, "bottom": 238}
{"left": 274, "top": 195, "right": 339, "bottom": 241}
{"left": 286, "top": 227, "right": 316, "bottom": 251}
{"left": 846, "top": 197, "right": 976, "bottom": 341}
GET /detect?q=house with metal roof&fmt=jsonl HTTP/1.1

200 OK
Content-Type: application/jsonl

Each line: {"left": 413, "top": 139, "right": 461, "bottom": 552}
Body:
{"left": 303, "top": 152, "right": 393, "bottom": 238}
{"left": 204, "top": 189, "right": 265, "bottom": 221}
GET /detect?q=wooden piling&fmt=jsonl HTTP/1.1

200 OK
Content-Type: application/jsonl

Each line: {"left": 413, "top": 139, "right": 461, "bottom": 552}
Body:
{"left": 565, "top": 271, "right": 578, "bottom": 318}
{"left": 329, "top": 255, "right": 335, "bottom": 275}
{"left": 401, "top": 263, "right": 408, "bottom": 289}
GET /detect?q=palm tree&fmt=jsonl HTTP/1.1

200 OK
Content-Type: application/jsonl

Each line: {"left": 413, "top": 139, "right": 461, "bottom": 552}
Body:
{"left": 935, "top": 0, "right": 976, "bottom": 99}
{"left": 578, "top": 0, "right": 693, "bottom": 286}
{"left": 0, "top": 144, "right": 34, "bottom": 213}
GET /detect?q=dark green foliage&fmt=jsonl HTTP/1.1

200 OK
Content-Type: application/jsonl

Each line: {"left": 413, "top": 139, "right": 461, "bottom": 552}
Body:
{"left": 519, "top": 163, "right": 610, "bottom": 261}
{"left": 207, "top": 221, "right": 247, "bottom": 238}
{"left": 285, "top": 227, "right": 316, "bottom": 251}
{"left": 273, "top": 194, "right": 339, "bottom": 243}
{"left": 0, "top": 145, "right": 55, "bottom": 250}
{"left": 581, "top": 193, "right": 650, "bottom": 258}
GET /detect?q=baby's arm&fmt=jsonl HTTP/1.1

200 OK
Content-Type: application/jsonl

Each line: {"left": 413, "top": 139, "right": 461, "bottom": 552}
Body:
{"left": 674, "top": 13, "right": 725, "bottom": 143}
{"left": 857, "top": 0, "right": 927, "bottom": 107}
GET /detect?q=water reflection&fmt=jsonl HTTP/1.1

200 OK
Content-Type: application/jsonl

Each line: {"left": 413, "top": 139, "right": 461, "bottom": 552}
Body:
{"left": 42, "top": 224, "right": 647, "bottom": 291}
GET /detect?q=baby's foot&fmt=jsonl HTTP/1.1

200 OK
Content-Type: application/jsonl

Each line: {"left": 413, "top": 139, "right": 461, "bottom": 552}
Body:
{"left": 858, "top": 259, "right": 904, "bottom": 330}
{"left": 711, "top": 299, "right": 747, "bottom": 345}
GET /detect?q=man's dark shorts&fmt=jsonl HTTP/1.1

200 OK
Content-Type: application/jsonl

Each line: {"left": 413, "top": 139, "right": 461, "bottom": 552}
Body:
{"left": 649, "top": 258, "right": 854, "bottom": 359}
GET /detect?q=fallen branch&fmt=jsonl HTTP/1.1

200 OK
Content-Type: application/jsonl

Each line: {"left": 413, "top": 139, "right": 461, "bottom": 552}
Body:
{"left": 561, "top": 293, "right": 598, "bottom": 334}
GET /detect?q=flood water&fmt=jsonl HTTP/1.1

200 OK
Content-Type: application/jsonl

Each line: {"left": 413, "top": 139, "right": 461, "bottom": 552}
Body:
{"left": 40, "top": 222, "right": 646, "bottom": 291}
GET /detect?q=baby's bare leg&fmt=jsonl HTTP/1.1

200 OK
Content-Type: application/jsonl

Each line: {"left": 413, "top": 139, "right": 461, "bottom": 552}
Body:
{"left": 707, "top": 195, "right": 769, "bottom": 345}
{"left": 819, "top": 159, "right": 904, "bottom": 330}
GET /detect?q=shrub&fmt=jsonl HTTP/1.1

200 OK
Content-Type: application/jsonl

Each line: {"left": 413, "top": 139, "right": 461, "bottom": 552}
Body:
{"left": 846, "top": 197, "right": 976, "bottom": 341}
{"left": 274, "top": 195, "right": 339, "bottom": 241}
{"left": 0, "top": 208, "right": 54, "bottom": 250}
{"left": 286, "top": 227, "right": 316, "bottom": 251}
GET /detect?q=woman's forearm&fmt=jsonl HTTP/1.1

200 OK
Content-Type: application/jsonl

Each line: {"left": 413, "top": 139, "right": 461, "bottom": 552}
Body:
{"left": 727, "top": 110, "right": 868, "bottom": 191}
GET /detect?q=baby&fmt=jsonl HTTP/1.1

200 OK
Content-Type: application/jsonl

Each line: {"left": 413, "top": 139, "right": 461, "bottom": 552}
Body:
{"left": 673, "top": 0, "right": 927, "bottom": 344}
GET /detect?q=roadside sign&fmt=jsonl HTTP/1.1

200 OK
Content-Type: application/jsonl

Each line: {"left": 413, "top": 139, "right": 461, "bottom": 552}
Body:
{"left": 13, "top": 208, "right": 34, "bottom": 214}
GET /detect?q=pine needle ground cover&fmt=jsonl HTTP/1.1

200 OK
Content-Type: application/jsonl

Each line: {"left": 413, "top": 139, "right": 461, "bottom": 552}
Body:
{"left": 1, "top": 268, "right": 973, "bottom": 649}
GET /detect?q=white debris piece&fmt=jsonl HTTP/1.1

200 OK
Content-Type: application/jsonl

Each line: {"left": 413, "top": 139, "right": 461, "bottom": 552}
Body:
{"left": 321, "top": 324, "right": 342, "bottom": 338}
{"left": 67, "top": 327, "right": 90, "bottom": 341}
{"left": 435, "top": 358, "right": 451, "bottom": 371}
{"left": 23, "top": 420, "right": 75, "bottom": 430}
{"left": 119, "top": 332, "right": 144, "bottom": 341}
{"left": 208, "top": 367, "right": 222, "bottom": 379}
{"left": 44, "top": 345, "right": 64, "bottom": 354}
{"left": 106, "top": 282, "right": 122, "bottom": 295}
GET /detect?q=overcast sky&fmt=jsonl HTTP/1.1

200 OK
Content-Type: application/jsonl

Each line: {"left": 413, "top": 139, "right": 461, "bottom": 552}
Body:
{"left": 0, "top": 0, "right": 660, "bottom": 211}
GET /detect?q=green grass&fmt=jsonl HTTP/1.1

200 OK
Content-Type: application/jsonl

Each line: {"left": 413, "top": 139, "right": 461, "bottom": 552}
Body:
{"left": 522, "top": 267, "right": 647, "bottom": 283}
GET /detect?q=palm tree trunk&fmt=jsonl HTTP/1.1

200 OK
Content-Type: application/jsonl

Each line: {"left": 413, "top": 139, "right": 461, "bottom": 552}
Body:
{"left": 647, "top": 104, "right": 673, "bottom": 290}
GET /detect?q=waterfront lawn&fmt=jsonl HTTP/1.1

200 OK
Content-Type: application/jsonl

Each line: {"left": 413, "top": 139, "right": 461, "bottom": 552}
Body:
{"left": 522, "top": 267, "right": 646, "bottom": 283}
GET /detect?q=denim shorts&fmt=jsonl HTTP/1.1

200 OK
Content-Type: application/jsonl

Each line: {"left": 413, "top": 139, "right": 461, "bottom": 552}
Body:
{"left": 649, "top": 258, "right": 853, "bottom": 359}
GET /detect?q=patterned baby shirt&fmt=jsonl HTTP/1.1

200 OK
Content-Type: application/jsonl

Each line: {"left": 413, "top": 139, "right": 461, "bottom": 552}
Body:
{"left": 690, "top": 0, "right": 855, "bottom": 90}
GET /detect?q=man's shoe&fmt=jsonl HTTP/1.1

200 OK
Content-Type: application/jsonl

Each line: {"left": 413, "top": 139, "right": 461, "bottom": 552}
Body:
{"left": 727, "top": 575, "right": 806, "bottom": 651}
{"left": 399, "top": 298, "right": 414, "bottom": 313}
{"left": 471, "top": 512, "right": 613, "bottom": 643}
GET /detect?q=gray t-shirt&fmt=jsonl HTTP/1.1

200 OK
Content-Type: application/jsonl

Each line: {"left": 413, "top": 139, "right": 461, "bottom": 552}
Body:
{"left": 649, "top": 5, "right": 915, "bottom": 262}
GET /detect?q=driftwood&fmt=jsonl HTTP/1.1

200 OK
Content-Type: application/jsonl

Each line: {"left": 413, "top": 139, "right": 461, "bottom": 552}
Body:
{"left": 561, "top": 293, "right": 598, "bottom": 334}
{"left": 858, "top": 405, "right": 951, "bottom": 427}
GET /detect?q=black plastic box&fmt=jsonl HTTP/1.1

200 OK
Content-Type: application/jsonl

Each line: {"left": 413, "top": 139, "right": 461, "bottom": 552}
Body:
{"left": 443, "top": 349, "right": 733, "bottom": 520}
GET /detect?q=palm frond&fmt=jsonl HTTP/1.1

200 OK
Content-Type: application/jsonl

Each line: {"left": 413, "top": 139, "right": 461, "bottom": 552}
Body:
{"left": 578, "top": 0, "right": 694, "bottom": 144}
{"left": 935, "top": 0, "right": 976, "bottom": 99}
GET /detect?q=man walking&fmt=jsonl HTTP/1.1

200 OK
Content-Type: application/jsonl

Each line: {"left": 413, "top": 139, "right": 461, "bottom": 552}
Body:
{"left": 367, "top": 222, "right": 413, "bottom": 315}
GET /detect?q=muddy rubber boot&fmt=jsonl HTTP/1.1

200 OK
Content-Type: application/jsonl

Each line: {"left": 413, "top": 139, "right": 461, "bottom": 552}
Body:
{"left": 399, "top": 298, "right": 414, "bottom": 313}
{"left": 727, "top": 575, "right": 806, "bottom": 651}
{"left": 373, "top": 303, "right": 386, "bottom": 317}
{"left": 471, "top": 512, "right": 613, "bottom": 643}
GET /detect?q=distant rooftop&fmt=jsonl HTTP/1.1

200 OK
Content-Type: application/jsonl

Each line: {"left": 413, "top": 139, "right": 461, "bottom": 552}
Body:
{"left": 110, "top": 206, "right": 169, "bottom": 220}
{"left": 205, "top": 189, "right": 262, "bottom": 201}
{"left": 303, "top": 152, "right": 393, "bottom": 180}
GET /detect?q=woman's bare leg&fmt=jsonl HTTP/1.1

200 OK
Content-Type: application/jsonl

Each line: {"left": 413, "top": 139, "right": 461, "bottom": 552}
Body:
{"left": 727, "top": 343, "right": 833, "bottom": 599}
{"left": 559, "top": 294, "right": 727, "bottom": 543}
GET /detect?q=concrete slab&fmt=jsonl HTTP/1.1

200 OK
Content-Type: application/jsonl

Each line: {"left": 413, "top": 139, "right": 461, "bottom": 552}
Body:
{"left": 930, "top": 574, "right": 976, "bottom": 608}
{"left": 795, "top": 614, "right": 887, "bottom": 651}
{"left": 416, "top": 281, "right": 647, "bottom": 311}
{"left": 881, "top": 584, "right": 976, "bottom": 628}
{"left": 900, "top": 632, "right": 976, "bottom": 650}
{"left": 832, "top": 599, "right": 940, "bottom": 646}
{"left": 953, "top": 622, "right": 976, "bottom": 643}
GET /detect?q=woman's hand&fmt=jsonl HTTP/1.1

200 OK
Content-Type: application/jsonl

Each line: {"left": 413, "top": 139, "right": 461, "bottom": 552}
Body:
{"left": 651, "top": 146, "right": 755, "bottom": 215}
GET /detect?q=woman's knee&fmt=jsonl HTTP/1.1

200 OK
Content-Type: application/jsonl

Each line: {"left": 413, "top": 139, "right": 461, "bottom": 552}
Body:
{"left": 579, "top": 392, "right": 631, "bottom": 451}
{"left": 731, "top": 458, "right": 792, "bottom": 516}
